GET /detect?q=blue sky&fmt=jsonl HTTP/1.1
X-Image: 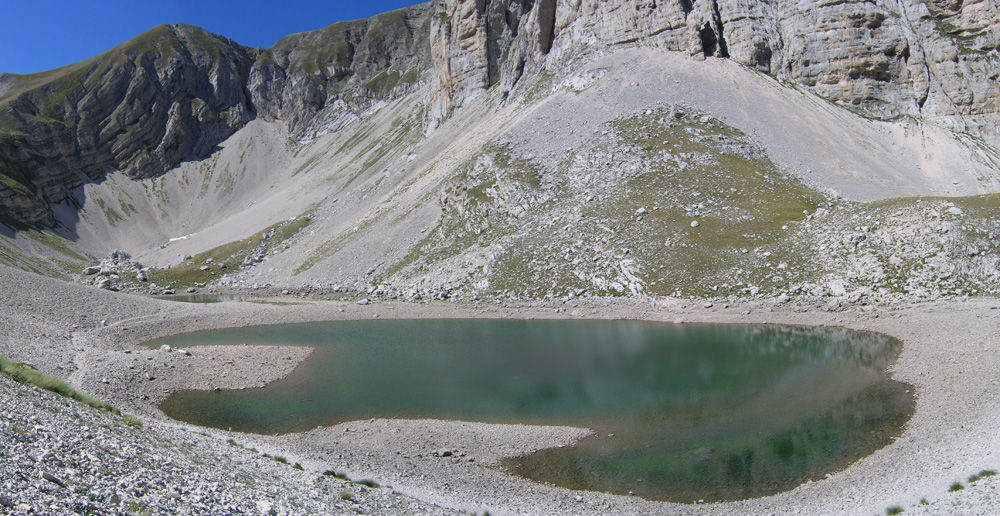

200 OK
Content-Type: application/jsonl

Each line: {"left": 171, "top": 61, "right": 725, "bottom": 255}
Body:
{"left": 0, "top": 1, "right": 426, "bottom": 74}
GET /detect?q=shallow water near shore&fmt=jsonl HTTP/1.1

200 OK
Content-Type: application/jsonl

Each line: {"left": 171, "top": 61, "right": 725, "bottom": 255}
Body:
{"left": 150, "top": 319, "right": 912, "bottom": 503}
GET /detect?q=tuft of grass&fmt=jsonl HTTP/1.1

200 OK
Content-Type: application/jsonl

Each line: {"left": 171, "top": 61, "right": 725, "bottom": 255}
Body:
{"left": 272, "top": 455, "right": 288, "bottom": 464}
{"left": 949, "top": 482, "right": 964, "bottom": 492}
{"left": 354, "top": 479, "right": 379, "bottom": 488}
{"left": 120, "top": 416, "right": 142, "bottom": 428}
{"left": 324, "top": 470, "right": 349, "bottom": 480}
{"left": 293, "top": 462, "right": 304, "bottom": 470}
{"left": 0, "top": 355, "right": 118, "bottom": 414}
{"left": 886, "top": 506, "right": 903, "bottom": 515}
{"left": 968, "top": 469, "right": 997, "bottom": 483}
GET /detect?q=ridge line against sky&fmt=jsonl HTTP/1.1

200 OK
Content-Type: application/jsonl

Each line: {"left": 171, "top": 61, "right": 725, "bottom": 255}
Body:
{"left": 0, "top": 0, "right": 426, "bottom": 75}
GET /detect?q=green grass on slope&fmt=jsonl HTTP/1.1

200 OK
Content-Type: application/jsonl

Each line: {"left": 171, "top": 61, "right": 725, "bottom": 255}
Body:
{"left": 145, "top": 215, "right": 312, "bottom": 289}
{"left": 387, "top": 106, "right": 825, "bottom": 299}
{"left": 0, "top": 355, "right": 118, "bottom": 414}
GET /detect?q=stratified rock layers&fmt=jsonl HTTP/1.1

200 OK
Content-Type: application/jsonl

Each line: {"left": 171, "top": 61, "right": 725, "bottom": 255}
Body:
{"left": 1, "top": 0, "right": 998, "bottom": 226}
{"left": 427, "top": 0, "right": 999, "bottom": 135}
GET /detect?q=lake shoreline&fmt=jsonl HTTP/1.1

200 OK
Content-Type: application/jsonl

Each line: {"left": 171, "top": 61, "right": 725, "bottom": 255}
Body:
{"left": 3, "top": 264, "right": 1000, "bottom": 515}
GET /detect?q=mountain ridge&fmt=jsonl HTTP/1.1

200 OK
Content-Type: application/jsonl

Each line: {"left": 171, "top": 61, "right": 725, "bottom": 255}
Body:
{"left": 0, "top": 0, "right": 999, "bottom": 305}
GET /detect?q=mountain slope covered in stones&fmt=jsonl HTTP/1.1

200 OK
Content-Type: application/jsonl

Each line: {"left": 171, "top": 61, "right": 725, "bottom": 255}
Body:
{"left": 0, "top": 0, "right": 998, "bottom": 304}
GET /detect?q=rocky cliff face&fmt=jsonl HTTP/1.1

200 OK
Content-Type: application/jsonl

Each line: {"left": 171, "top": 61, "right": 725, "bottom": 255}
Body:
{"left": 250, "top": 4, "right": 435, "bottom": 139}
{"left": 0, "top": 7, "right": 435, "bottom": 227}
{"left": 426, "top": 0, "right": 1000, "bottom": 134}
{"left": 1, "top": 0, "right": 998, "bottom": 227}
{"left": 0, "top": 24, "right": 259, "bottom": 226}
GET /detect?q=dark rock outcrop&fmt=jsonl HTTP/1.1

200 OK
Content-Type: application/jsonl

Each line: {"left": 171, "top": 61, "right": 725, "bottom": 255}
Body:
{"left": 249, "top": 5, "right": 435, "bottom": 138}
{"left": 0, "top": 24, "right": 260, "bottom": 225}
{"left": 0, "top": 7, "right": 437, "bottom": 226}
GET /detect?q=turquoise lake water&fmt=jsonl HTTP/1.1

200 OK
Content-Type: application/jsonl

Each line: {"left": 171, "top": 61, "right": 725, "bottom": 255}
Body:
{"left": 149, "top": 319, "right": 912, "bottom": 502}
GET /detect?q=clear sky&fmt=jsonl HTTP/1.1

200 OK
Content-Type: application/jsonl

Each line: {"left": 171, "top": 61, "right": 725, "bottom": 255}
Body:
{"left": 0, "top": 0, "right": 427, "bottom": 75}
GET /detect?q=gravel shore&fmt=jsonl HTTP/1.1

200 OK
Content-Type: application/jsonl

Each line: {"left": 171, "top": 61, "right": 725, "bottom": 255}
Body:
{"left": 3, "top": 263, "right": 1000, "bottom": 515}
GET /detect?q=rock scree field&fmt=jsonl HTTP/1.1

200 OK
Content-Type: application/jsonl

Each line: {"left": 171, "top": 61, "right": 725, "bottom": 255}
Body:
{"left": 2, "top": 0, "right": 1000, "bottom": 514}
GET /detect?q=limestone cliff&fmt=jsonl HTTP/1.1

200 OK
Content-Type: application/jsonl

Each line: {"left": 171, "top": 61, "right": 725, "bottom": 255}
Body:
{"left": 1, "top": 0, "right": 998, "bottom": 228}
{"left": 426, "top": 0, "right": 1000, "bottom": 135}
{"left": 249, "top": 4, "right": 435, "bottom": 139}
{"left": 0, "top": 6, "right": 435, "bottom": 226}
{"left": 0, "top": 24, "right": 259, "bottom": 226}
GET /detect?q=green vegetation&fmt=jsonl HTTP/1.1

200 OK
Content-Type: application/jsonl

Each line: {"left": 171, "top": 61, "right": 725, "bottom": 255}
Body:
{"left": 379, "top": 142, "right": 540, "bottom": 285}
{"left": 927, "top": 8, "right": 986, "bottom": 55}
{"left": 0, "top": 172, "right": 29, "bottom": 194}
{"left": 120, "top": 415, "right": 143, "bottom": 428}
{"left": 399, "top": 108, "right": 824, "bottom": 299}
{"left": 886, "top": 506, "right": 903, "bottom": 515}
{"left": 0, "top": 355, "right": 118, "bottom": 414}
{"left": 354, "top": 479, "right": 379, "bottom": 488}
{"left": 0, "top": 237, "right": 65, "bottom": 277}
{"left": 268, "top": 21, "right": 353, "bottom": 75}
{"left": 968, "top": 469, "right": 997, "bottom": 483}
{"left": 324, "top": 470, "right": 349, "bottom": 480}
{"left": 949, "top": 482, "right": 964, "bottom": 492}
{"left": 23, "top": 228, "right": 88, "bottom": 262}
{"left": 94, "top": 198, "right": 124, "bottom": 226}
{"left": 364, "top": 68, "right": 420, "bottom": 96}
{"left": 146, "top": 215, "right": 312, "bottom": 289}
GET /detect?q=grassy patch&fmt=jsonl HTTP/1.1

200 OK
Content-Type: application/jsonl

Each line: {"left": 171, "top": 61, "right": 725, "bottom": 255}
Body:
{"left": 94, "top": 198, "right": 124, "bottom": 226}
{"left": 145, "top": 215, "right": 311, "bottom": 289}
{"left": 120, "top": 415, "right": 142, "bottom": 428}
{"left": 354, "top": 479, "right": 379, "bottom": 488}
{"left": 949, "top": 482, "right": 964, "bottom": 492}
{"left": 483, "top": 107, "right": 823, "bottom": 298}
{"left": 378, "top": 142, "right": 540, "bottom": 285}
{"left": 968, "top": 469, "right": 997, "bottom": 483}
{"left": 0, "top": 355, "right": 118, "bottom": 414}
{"left": 0, "top": 172, "right": 29, "bottom": 195}
{"left": 364, "top": 68, "right": 420, "bottom": 96}
{"left": 23, "top": 228, "right": 88, "bottom": 262}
